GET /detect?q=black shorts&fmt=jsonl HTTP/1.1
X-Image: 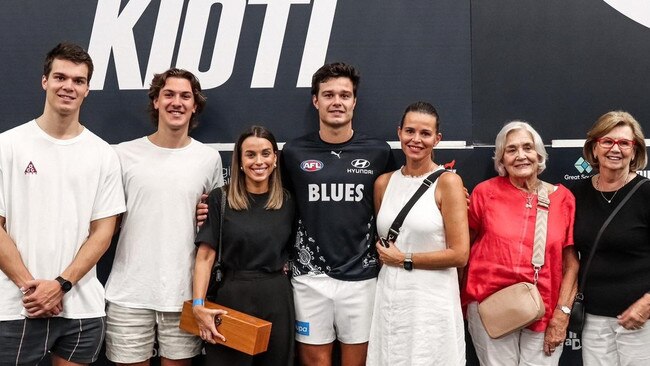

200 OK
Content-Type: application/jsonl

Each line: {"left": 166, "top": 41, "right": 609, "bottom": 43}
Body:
{"left": 0, "top": 316, "right": 105, "bottom": 365}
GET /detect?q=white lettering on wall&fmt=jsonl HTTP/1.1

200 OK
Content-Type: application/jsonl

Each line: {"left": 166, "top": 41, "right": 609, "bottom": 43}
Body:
{"left": 88, "top": 0, "right": 337, "bottom": 90}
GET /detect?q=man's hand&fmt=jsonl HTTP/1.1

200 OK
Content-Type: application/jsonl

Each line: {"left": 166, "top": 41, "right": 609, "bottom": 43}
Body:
{"left": 196, "top": 193, "right": 209, "bottom": 227}
{"left": 21, "top": 279, "right": 64, "bottom": 317}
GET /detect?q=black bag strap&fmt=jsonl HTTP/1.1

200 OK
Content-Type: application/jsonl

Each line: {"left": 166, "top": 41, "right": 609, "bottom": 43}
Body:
{"left": 386, "top": 169, "right": 447, "bottom": 242}
{"left": 577, "top": 177, "right": 648, "bottom": 298}
{"left": 214, "top": 186, "right": 227, "bottom": 281}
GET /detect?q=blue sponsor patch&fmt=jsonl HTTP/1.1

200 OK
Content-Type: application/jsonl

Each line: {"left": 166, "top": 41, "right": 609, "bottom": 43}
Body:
{"left": 295, "top": 320, "right": 310, "bottom": 336}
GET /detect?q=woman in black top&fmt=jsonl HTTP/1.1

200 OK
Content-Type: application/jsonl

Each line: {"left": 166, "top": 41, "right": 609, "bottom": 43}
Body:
{"left": 192, "top": 126, "right": 295, "bottom": 366}
{"left": 572, "top": 111, "right": 650, "bottom": 366}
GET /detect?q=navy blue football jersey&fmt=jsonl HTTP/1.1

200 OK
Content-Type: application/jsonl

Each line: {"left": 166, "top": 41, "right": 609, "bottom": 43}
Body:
{"left": 281, "top": 132, "right": 395, "bottom": 280}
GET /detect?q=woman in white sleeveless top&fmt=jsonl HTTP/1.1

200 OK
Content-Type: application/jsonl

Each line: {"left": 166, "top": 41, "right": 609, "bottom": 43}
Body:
{"left": 367, "top": 102, "right": 469, "bottom": 366}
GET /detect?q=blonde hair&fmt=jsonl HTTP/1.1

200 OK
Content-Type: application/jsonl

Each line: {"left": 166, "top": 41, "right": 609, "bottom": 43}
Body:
{"left": 583, "top": 111, "right": 647, "bottom": 171}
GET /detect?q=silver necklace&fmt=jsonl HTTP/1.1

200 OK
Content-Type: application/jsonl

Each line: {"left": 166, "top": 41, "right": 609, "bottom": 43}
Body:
{"left": 524, "top": 193, "right": 534, "bottom": 208}
{"left": 517, "top": 184, "right": 538, "bottom": 208}
{"left": 595, "top": 174, "right": 629, "bottom": 204}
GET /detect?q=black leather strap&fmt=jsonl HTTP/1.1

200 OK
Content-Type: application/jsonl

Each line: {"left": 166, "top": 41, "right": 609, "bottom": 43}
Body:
{"left": 577, "top": 178, "right": 648, "bottom": 295}
{"left": 214, "top": 187, "right": 227, "bottom": 281}
{"left": 386, "top": 169, "right": 447, "bottom": 243}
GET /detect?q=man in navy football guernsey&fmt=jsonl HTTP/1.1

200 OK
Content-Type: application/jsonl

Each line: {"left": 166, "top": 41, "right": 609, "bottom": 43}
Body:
{"left": 281, "top": 63, "right": 394, "bottom": 366}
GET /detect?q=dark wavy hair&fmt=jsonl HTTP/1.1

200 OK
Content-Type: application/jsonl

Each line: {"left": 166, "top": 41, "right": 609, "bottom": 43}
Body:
{"left": 311, "top": 62, "right": 360, "bottom": 97}
{"left": 147, "top": 68, "right": 207, "bottom": 131}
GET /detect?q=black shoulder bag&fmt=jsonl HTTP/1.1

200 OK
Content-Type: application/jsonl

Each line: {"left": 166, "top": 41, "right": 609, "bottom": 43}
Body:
{"left": 382, "top": 169, "right": 447, "bottom": 245}
{"left": 206, "top": 186, "right": 227, "bottom": 301}
{"left": 568, "top": 178, "right": 648, "bottom": 334}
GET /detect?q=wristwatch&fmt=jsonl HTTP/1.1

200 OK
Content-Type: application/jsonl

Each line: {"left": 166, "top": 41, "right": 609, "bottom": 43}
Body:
{"left": 556, "top": 304, "right": 571, "bottom": 315}
{"left": 403, "top": 253, "right": 413, "bottom": 271}
{"left": 55, "top": 276, "right": 72, "bottom": 293}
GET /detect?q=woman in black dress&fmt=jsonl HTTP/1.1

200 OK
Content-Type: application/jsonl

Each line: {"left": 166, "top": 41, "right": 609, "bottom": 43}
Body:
{"left": 192, "top": 126, "right": 295, "bottom": 366}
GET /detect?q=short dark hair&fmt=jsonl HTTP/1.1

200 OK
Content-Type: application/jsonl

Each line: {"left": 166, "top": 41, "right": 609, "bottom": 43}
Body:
{"left": 43, "top": 43, "right": 94, "bottom": 82}
{"left": 311, "top": 62, "right": 360, "bottom": 96}
{"left": 147, "top": 68, "right": 207, "bottom": 131}
{"left": 399, "top": 101, "right": 440, "bottom": 132}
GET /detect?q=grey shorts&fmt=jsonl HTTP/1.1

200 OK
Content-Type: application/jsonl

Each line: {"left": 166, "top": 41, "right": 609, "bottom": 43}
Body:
{"left": 105, "top": 302, "right": 202, "bottom": 363}
{"left": 0, "top": 316, "right": 105, "bottom": 365}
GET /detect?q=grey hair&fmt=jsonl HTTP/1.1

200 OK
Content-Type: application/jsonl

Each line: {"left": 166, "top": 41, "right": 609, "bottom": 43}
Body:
{"left": 493, "top": 121, "right": 548, "bottom": 176}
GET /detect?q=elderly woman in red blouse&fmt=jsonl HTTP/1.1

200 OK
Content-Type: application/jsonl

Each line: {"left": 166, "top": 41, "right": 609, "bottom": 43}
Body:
{"left": 462, "top": 121, "right": 579, "bottom": 366}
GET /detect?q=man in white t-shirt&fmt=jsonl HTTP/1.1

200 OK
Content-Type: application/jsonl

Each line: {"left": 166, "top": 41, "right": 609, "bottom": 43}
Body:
{"left": 104, "top": 68, "right": 223, "bottom": 366}
{"left": 0, "top": 43, "right": 126, "bottom": 364}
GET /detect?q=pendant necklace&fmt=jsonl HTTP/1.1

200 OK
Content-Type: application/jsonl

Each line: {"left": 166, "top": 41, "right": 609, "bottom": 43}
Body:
{"left": 523, "top": 192, "right": 534, "bottom": 208}
{"left": 595, "top": 173, "right": 630, "bottom": 204}
{"left": 518, "top": 184, "right": 538, "bottom": 208}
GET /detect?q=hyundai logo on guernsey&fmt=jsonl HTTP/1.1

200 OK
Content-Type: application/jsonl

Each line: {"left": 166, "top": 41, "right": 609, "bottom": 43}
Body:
{"left": 348, "top": 158, "right": 373, "bottom": 174}
{"left": 301, "top": 160, "right": 323, "bottom": 172}
{"left": 295, "top": 321, "right": 310, "bottom": 336}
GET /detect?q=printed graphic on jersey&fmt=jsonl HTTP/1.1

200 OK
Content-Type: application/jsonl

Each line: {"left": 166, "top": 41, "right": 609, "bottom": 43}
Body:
{"left": 292, "top": 220, "right": 326, "bottom": 276}
{"left": 24, "top": 161, "right": 37, "bottom": 174}
{"left": 300, "top": 160, "right": 323, "bottom": 172}
{"left": 362, "top": 221, "right": 379, "bottom": 269}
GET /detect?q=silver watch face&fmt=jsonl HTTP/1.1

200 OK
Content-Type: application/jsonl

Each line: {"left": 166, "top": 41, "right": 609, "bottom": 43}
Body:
{"left": 560, "top": 305, "right": 571, "bottom": 315}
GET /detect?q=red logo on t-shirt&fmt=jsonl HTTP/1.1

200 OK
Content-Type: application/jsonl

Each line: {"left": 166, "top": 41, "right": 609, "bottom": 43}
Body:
{"left": 24, "top": 161, "right": 37, "bottom": 174}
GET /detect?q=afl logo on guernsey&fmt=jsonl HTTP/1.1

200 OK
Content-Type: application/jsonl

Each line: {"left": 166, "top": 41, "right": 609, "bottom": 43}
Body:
{"left": 301, "top": 160, "right": 323, "bottom": 172}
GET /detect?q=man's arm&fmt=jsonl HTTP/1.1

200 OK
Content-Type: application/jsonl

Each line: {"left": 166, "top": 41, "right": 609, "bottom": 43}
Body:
{"left": 22, "top": 215, "right": 118, "bottom": 317}
{"left": 0, "top": 216, "right": 34, "bottom": 291}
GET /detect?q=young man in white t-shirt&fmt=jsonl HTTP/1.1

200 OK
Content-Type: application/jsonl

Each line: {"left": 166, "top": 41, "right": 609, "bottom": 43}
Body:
{"left": 104, "top": 68, "right": 223, "bottom": 366}
{"left": 0, "top": 43, "right": 126, "bottom": 364}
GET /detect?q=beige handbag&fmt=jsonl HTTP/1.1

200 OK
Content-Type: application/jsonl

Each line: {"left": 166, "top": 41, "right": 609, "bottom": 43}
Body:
{"left": 477, "top": 184, "right": 549, "bottom": 339}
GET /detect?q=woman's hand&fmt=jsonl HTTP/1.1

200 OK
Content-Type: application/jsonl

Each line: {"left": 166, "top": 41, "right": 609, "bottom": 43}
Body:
{"left": 617, "top": 293, "right": 650, "bottom": 330}
{"left": 543, "top": 309, "right": 569, "bottom": 356}
{"left": 375, "top": 240, "right": 405, "bottom": 267}
{"left": 193, "top": 305, "right": 228, "bottom": 343}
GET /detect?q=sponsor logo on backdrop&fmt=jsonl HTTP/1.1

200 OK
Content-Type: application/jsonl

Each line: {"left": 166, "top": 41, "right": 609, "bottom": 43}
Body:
{"left": 564, "top": 157, "right": 593, "bottom": 181}
{"left": 88, "top": 0, "right": 338, "bottom": 90}
{"left": 603, "top": 0, "right": 650, "bottom": 29}
{"left": 565, "top": 331, "right": 582, "bottom": 350}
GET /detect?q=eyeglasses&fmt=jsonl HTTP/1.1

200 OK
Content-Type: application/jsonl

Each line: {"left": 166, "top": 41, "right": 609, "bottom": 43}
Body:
{"left": 596, "top": 137, "right": 635, "bottom": 150}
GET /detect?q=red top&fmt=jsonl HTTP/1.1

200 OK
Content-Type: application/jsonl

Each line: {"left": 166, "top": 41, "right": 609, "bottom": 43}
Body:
{"left": 462, "top": 176, "right": 575, "bottom": 332}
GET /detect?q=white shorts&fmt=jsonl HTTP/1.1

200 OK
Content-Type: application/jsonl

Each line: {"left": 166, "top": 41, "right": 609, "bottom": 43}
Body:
{"left": 467, "top": 302, "right": 563, "bottom": 366}
{"left": 292, "top": 274, "right": 376, "bottom": 345}
{"left": 105, "top": 302, "right": 202, "bottom": 363}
